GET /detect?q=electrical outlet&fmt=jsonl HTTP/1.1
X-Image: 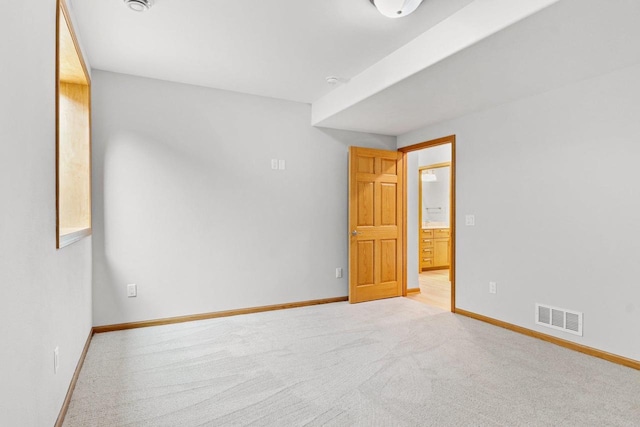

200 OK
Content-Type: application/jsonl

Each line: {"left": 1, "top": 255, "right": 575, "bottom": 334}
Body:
{"left": 465, "top": 214, "right": 475, "bottom": 226}
{"left": 127, "top": 283, "right": 137, "bottom": 297}
{"left": 489, "top": 281, "right": 497, "bottom": 294}
{"left": 335, "top": 268, "right": 343, "bottom": 278}
{"left": 271, "top": 159, "right": 278, "bottom": 170}
{"left": 54, "top": 347, "right": 59, "bottom": 374}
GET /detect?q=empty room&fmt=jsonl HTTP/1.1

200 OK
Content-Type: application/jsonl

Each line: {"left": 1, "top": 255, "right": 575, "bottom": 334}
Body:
{"left": 1, "top": 0, "right": 639, "bottom": 426}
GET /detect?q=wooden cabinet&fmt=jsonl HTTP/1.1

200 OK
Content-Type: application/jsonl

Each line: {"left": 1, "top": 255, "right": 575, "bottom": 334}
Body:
{"left": 420, "top": 228, "right": 450, "bottom": 270}
{"left": 419, "top": 229, "right": 433, "bottom": 270}
{"left": 433, "top": 238, "right": 450, "bottom": 267}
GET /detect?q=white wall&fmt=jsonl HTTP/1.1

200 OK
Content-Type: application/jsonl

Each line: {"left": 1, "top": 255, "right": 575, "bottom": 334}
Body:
{"left": 419, "top": 144, "right": 452, "bottom": 226}
{"left": 0, "top": 1, "right": 93, "bottom": 426}
{"left": 399, "top": 63, "right": 640, "bottom": 361}
{"left": 422, "top": 167, "right": 450, "bottom": 225}
{"left": 91, "top": 71, "right": 395, "bottom": 326}
{"left": 407, "top": 153, "right": 419, "bottom": 288}
{"left": 417, "top": 144, "right": 451, "bottom": 169}
{"left": 407, "top": 145, "right": 452, "bottom": 289}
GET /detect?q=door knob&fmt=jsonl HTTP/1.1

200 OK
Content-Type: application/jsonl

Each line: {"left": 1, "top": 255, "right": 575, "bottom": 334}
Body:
{"left": 351, "top": 230, "right": 358, "bottom": 236}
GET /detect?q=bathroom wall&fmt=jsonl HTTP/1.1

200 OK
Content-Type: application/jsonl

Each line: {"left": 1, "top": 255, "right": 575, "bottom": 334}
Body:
{"left": 422, "top": 167, "right": 451, "bottom": 225}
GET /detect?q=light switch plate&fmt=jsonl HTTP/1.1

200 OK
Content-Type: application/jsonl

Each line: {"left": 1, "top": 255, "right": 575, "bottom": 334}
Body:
{"left": 127, "top": 283, "right": 137, "bottom": 297}
{"left": 278, "top": 159, "right": 286, "bottom": 170}
{"left": 335, "top": 268, "right": 343, "bottom": 278}
{"left": 465, "top": 214, "right": 475, "bottom": 226}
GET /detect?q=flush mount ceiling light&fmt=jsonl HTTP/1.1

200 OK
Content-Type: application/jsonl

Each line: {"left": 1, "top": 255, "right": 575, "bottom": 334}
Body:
{"left": 369, "top": 0, "right": 424, "bottom": 18}
{"left": 124, "top": 0, "right": 153, "bottom": 12}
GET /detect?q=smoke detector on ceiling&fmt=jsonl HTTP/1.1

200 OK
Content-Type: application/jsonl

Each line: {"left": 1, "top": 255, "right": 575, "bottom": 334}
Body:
{"left": 124, "top": 0, "right": 153, "bottom": 12}
{"left": 326, "top": 76, "right": 350, "bottom": 86}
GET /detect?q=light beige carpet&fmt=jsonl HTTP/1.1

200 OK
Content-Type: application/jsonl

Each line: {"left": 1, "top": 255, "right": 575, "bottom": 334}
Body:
{"left": 64, "top": 298, "right": 639, "bottom": 426}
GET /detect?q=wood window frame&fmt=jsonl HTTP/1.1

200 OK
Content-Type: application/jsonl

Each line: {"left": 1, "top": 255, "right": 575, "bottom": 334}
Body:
{"left": 56, "top": 0, "right": 92, "bottom": 248}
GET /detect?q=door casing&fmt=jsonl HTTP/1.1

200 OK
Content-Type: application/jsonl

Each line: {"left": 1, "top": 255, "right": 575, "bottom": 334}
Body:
{"left": 398, "top": 135, "right": 456, "bottom": 313}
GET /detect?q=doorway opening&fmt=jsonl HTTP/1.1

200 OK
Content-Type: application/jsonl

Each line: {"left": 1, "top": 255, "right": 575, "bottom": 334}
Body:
{"left": 399, "top": 135, "right": 456, "bottom": 312}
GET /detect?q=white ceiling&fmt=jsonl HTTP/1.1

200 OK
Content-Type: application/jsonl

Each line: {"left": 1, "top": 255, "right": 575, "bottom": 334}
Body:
{"left": 314, "top": 0, "right": 640, "bottom": 135}
{"left": 70, "top": 0, "right": 640, "bottom": 137}
{"left": 69, "top": 0, "right": 473, "bottom": 104}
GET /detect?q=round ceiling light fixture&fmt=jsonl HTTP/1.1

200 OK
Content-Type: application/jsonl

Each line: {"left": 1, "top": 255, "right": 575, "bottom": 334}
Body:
{"left": 124, "top": 0, "right": 153, "bottom": 12}
{"left": 369, "top": 0, "right": 424, "bottom": 18}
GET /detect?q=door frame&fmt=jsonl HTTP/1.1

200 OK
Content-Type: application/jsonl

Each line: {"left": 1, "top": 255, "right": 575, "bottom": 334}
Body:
{"left": 398, "top": 135, "right": 456, "bottom": 313}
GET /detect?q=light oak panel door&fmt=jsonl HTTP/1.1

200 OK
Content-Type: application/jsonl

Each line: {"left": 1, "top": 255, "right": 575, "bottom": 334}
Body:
{"left": 349, "top": 147, "right": 404, "bottom": 303}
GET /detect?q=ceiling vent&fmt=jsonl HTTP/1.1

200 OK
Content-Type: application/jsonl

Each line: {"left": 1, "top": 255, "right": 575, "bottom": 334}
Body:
{"left": 536, "top": 303, "right": 583, "bottom": 336}
{"left": 124, "top": 0, "right": 153, "bottom": 12}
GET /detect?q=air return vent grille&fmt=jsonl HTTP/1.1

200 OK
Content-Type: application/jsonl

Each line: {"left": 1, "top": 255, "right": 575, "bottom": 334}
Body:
{"left": 535, "top": 304, "right": 583, "bottom": 336}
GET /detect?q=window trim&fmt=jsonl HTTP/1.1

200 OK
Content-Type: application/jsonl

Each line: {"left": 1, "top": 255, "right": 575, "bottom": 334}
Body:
{"left": 56, "top": 0, "right": 92, "bottom": 249}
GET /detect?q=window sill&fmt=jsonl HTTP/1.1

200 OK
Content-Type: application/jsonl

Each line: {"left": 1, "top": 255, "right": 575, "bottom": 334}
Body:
{"left": 58, "top": 227, "right": 91, "bottom": 248}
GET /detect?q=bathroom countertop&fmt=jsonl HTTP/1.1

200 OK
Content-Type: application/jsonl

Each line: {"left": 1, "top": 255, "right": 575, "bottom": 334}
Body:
{"left": 422, "top": 223, "right": 449, "bottom": 230}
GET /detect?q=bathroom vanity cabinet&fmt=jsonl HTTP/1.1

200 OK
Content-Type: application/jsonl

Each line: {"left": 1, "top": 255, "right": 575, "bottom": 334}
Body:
{"left": 420, "top": 228, "right": 450, "bottom": 270}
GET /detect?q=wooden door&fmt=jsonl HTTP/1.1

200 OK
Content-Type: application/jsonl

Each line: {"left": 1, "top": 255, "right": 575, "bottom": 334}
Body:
{"left": 349, "top": 147, "right": 404, "bottom": 303}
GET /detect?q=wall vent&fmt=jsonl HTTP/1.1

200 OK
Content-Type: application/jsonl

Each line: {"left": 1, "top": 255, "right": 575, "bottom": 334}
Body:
{"left": 535, "top": 303, "right": 583, "bottom": 336}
